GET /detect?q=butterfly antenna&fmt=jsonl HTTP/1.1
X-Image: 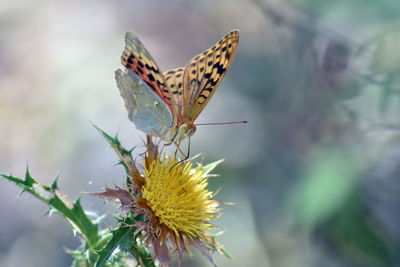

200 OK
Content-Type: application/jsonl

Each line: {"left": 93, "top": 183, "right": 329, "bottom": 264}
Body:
{"left": 195, "top": 120, "right": 248, "bottom": 126}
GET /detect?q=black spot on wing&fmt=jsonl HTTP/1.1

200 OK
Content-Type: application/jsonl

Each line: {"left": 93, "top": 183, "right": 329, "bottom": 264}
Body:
{"left": 148, "top": 73, "right": 155, "bottom": 81}
{"left": 145, "top": 63, "right": 160, "bottom": 74}
{"left": 137, "top": 67, "right": 144, "bottom": 75}
{"left": 204, "top": 78, "right": 219, "bottom": 88}
{"left": 213, "top": 62, "right": 225, "bottom": 75}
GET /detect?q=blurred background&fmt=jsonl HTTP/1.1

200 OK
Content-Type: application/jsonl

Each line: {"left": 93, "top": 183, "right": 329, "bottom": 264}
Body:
{"left": 1, "top": 0, "right": 400, "bottom": 266}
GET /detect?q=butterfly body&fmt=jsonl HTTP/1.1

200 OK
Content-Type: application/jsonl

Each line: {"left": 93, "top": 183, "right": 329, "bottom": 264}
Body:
{"left": 116, "top": 30, "right": 239, "bottom": 142}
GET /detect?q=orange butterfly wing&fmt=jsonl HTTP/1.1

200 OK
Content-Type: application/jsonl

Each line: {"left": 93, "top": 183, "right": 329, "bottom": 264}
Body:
{"left": 121, "top": 31, "right": 173, "bottom": 113}
{"left": 164, "top": 67, "right": 185, "bottom": 114}
{"left": 182, "top": 30, "right": 240, "bottom": 121}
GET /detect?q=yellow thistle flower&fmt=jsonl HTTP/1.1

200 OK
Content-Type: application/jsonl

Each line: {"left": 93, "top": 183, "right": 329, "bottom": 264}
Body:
{"left": 134, "top": 139, "right": 225, "bottom": 265}
{"left": 94, "top": 136, "right": 228, "bottom": 266}
{"left": 141, "top": 155, "right": 217, "bottom": 236}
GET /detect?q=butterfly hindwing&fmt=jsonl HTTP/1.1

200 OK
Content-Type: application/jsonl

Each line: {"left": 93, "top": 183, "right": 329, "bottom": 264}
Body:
{"left": 182, "top": 30, "right": 240, "bottom": 121}
{"left": 121, "top": 31, "right": 173, "bottom": 112}
{"left": 115, "top": 68, "right": 173, "bottom": 136}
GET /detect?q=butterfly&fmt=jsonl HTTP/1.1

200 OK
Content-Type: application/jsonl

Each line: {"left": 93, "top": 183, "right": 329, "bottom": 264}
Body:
{"left": 115, "top": 30, "right": 239, "bottom": 142}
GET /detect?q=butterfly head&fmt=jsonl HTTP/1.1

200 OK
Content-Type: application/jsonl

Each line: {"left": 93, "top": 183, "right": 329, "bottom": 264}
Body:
{"left": 177, "top": 123, "right": 196, "bottom": 140}
{"left": 163, "top": 122, "right": 196, "bottom": 142}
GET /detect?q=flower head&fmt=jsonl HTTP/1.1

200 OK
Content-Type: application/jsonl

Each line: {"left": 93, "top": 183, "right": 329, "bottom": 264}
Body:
{"left": 139, "top": 155, "right": 218, "bottom": 239}
{"left": 95, "top": 136, "right": 227, "bottom": 266}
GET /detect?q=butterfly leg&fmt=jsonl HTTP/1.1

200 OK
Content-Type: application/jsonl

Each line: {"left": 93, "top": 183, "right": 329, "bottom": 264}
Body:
{"left": 184, "top": 136, "right": 191, "bottom": 161}
{"left": 149, "top": 128, "right": 169, "bottom": 155}
{"left": 169, "top": 137, "right": 191, "bottom": 169}
{"left": 150, "top": 128, "right": 163, "bottom": 140}
{"left": 161, "top": 141, "right": 174, "bottom": 156}
{"left": 176, "top": 136, "right": 191, "bottom": 162}
{"left": 173, "top": 141, "right": 186, "bottom": 158}
{"left": 174, "top": 139, "right": 183, "bottom": 157}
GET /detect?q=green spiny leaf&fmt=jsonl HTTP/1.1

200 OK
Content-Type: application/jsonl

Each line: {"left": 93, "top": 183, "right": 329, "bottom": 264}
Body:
{"left": 1, "top": 170, "right": 100, "bottom": 248}
{"left": 51, "top": 173, "right": 60, "bottom": 191}
{"left": 91, "top": 122, "right": 120, "bottom": 148}
{"left": 91, "top": 122, "right": 136, "bottom": 172}
{"left": 1, "top": 173, "right": 27, "bottom": 187}
{"left": 94, "top": 225, "right": 136, "bottom": 267}
{"left": 24, "top": 166, "right": 35, "bottom": 186}
{"left": 129, "top": 243, "right": 156, "bottom": 267}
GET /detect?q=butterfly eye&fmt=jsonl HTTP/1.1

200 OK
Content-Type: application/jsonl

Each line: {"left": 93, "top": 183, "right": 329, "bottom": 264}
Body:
{"left": 180, "top": 124, "right": 189, "bottom": 134}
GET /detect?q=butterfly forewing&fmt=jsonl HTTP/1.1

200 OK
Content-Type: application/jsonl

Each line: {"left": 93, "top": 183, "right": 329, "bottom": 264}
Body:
{"left": 164, "top": 67, "right": 185, "bottom": 113}
{"left": 121, "top": 31, "right": 173, "bottom": 112}
{"left": 182, "top": 30, "right": 240, "bottom": 121}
